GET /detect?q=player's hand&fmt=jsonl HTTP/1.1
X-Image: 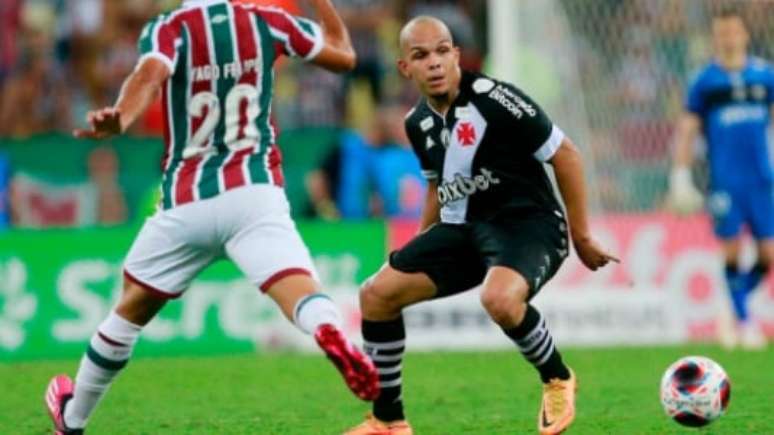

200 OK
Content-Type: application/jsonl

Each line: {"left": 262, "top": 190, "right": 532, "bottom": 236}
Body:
{"left": 667, "top": 186, "right": 703, "bottom": 215}
{"left": 667, "top": 167, "right": 703, "bottom": 215}
{"left": 573, "top": 235, "right": 619, "bottom": 271}
{"left": 73, "top": 108, "right": 122, "bottom": 140}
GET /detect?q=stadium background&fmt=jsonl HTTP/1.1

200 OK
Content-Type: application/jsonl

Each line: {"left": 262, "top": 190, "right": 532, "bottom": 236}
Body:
{"left": 1, "top": 1, "right": 774, "bottom": 433}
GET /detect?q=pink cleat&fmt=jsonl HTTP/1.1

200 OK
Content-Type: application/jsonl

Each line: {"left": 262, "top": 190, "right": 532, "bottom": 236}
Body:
{"left": 315, "top": 324, "right": 380, "bottom": 401}
{"left": 44, "top": 375, "right": 83, "bottom": 435}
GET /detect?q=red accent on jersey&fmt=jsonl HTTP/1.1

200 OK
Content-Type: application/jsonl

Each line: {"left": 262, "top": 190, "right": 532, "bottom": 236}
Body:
{"left": 251, "top": 7, "right": 315, "bottom": 57}
{"left": 222, "top": 147, "right": 250, "bottom": 189}
{"left": 156, "top": 23, "right": 178, "bottom": 62}
{"left": 273, "top": 41, "right": 285, "bottom": 58}
{"left": 268, "top": 144, "right": 284, "bottom": 186}
{"left": 175, "top": 8, "right": 213, "bottom": 205}
{"left": 223, "top": 5, "right": 261, "bottom": 190}
{"left": 160, "top": 81, "right": 172, "bottom": 172}
{"left": 457, "top": 122, "right": 476, "bottom": 146}
{"left": 238, "top": 98, "right": 249, "bottom": 141}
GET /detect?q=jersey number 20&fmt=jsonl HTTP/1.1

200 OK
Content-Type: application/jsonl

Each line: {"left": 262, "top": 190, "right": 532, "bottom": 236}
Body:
{"left": 183, "top": 84, "right": 260, "bottom": 159}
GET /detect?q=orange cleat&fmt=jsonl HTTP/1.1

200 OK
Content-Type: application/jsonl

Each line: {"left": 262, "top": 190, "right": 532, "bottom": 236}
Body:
{"left": 538, "top": 369, "right": 577, "bottom": 435}
{"left": 343, "top": 413, "right": 413, "bottom": 435}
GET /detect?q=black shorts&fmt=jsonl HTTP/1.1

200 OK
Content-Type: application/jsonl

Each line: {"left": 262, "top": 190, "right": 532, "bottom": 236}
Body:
{"left": 389, "top": 214, "right": 569, "bottom": 299}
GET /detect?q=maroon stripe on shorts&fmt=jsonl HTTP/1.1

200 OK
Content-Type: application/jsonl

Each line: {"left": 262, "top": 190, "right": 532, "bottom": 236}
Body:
{"left": 123, "top": 270, "right": 182, "bottom": 300}
{"left": 259, "top": 268, "right": 312, "bottom": 293}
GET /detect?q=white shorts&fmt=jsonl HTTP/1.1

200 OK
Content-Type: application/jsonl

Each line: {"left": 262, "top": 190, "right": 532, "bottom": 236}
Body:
{"left": 123, "top": 184, "right": 318, "bottom": 299}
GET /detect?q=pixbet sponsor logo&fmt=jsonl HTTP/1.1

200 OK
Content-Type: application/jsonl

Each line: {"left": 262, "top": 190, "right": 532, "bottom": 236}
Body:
{"left": 437, "top": 168, "right": 501, "bottom": 205}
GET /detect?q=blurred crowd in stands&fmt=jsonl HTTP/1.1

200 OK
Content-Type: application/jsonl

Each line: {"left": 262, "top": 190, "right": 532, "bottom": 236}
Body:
{"left": 1, "top": 0, "right": 773, "bottom": 228}
{"left": 560, "top": 0, "right": 774, "bottom": 212}
{"left": 0, "top": 0, "right": 484, "bottom": 228}
{"left": 0, "top": 0, "right": 485, "bottom": 137}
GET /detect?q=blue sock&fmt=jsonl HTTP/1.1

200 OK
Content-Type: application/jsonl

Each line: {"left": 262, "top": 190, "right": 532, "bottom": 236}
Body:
{"left": 725, "top": 264, "right": 748, "bottom": 322}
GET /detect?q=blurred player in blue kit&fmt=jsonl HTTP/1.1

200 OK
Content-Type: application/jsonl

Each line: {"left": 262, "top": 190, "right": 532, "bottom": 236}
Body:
{"left": 670, "top": 7, "right": 774, "bottom": 350}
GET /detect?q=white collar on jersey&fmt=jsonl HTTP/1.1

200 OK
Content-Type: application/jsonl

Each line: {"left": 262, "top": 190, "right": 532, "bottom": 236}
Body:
{"left": 182, "top": 0, "right": 227, "bottom": 7}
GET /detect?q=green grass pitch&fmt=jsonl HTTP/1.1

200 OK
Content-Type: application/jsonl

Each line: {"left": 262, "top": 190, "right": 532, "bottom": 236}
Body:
{"left": 5, "top": 346, "right": 773, "bottom": 434}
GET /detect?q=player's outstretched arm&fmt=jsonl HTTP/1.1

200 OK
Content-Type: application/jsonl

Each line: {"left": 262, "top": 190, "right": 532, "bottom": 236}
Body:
{"left": 73, "top": 58, "right": 170, "bottom": 140}
{"left": 306, "top": 0, "right": 357, "bottom": 72}
{"left": 550, "top": 138, "right": 619, "bottom": 271}
{"left": 418, "top": 181, "right": 440, "bottom": 233}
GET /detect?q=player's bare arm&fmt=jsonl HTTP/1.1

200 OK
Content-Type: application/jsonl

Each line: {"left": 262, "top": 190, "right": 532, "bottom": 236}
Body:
{"left": 550, "top": 138, "right": 619, "bottom": 270}
{"left": 307, "top": 0, "right": 357, "bottom": 72}
{"left": 73, "top": 58, "right": 170, "bottom": 140}
{"left": 417, "top": 181, "right": 440, "bottom": 233}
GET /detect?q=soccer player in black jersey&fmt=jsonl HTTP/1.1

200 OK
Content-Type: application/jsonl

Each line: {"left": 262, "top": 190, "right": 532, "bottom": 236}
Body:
{"left": 345, "top": 16, "right": 618, "bottom": 435}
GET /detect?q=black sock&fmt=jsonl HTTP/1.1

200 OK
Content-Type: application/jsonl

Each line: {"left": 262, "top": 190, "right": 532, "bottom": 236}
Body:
{"left": 747, "top": 263, "right": 769, "bottom": 293}
{"left": 503, "top": 305, "right": 570, "bottom": 383}
{"left": 362, "top": 316, "right": 406, "bottom": 422}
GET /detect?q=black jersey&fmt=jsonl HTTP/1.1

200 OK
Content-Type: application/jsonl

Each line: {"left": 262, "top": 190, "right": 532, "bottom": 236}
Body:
{"left": 405, "top": 71, "right": 566, "bottom": 223}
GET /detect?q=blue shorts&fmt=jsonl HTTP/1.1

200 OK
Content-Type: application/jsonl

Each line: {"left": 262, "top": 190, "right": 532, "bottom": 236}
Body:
{"left": 708, "top": 184, "right": 774, "bottom": 240}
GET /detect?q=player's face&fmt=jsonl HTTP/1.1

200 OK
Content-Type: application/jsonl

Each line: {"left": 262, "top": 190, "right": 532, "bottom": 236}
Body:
{"left": 712, "top": 17, "right": 749, "bottom": 55}
{"left": 398, "top": 29, "right": 461, "bottom": 98}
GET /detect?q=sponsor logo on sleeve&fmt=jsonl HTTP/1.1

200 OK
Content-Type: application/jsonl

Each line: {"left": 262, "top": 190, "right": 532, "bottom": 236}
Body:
{"left": 473, "top": 78, "right": 496, "bottom": 94}
{"left": 488, "top": 85, "right": 537, "bottom": 119}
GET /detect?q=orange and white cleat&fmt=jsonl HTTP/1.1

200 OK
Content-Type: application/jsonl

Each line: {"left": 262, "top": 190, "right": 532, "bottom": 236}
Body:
{"left": 315, "top": 324, "right": 380, "bottom": 401}
{"left": 538, "top": 369, "right": 577, "bottom": 435}
{"left": 343, "top": 413, "right": 413, "bottom": 435}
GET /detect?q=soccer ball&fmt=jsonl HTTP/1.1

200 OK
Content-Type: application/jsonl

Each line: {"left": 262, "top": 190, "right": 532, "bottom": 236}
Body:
{"left": 660, "top": 356, "right": 731, "bottom": 427}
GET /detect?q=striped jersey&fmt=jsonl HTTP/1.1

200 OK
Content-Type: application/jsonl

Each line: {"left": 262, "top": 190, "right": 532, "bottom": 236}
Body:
{"left": 137, "top": 0, "right": 324, "bottom": 209}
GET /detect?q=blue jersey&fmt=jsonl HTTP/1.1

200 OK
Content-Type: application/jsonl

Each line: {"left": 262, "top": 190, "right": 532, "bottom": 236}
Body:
{"left": 336, "top": 131, "right": 426, "bottom": 220}
{"left": 686, "top": 57, "right": 774, "bottom": 189}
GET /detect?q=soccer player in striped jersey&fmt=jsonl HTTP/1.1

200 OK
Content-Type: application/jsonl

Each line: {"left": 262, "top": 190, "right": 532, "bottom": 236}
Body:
{"left": 669, "top": 7, "right": 774, "bottom": 350}
{"left": 44, "top": 1, "right": 379, "bottom": 433}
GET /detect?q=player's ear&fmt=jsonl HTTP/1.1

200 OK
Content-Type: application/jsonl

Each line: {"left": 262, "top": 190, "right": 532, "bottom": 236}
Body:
{"left": 397, "top": 59, "right": 412, "bottom": 80}
{"left": 453, "top": 46, "right": 461, "bottom": 63}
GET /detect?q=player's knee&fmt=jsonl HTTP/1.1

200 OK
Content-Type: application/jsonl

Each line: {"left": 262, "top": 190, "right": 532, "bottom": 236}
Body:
{"left": 116, "top": 279, "right": 167, "bottom": 326}
{"left": 360, "top": 277, "right": 402, "bottom": 312}
{"left": 480, "top": 285, "right": 528, "bottom": 326}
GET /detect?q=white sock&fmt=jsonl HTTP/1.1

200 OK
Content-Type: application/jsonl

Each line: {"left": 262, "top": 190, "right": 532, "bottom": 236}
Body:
{"left": 64, "top": 311, "right": 141, "bottom": 429}
{"left": 293, "top": 293, "right": 342, "bottom": 334}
